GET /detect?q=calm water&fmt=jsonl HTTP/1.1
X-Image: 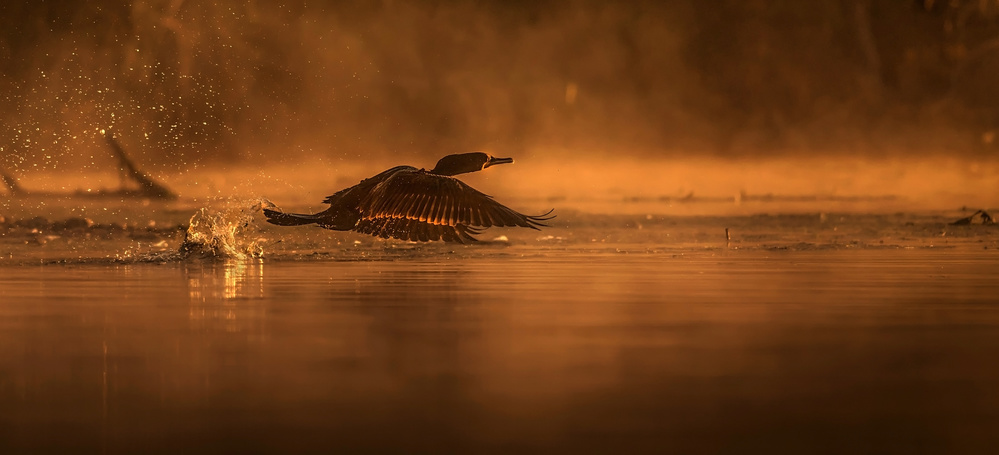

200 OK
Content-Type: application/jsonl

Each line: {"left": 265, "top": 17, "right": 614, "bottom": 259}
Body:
{"left": 2, "top": 246, "right": 999, "bottom": 454}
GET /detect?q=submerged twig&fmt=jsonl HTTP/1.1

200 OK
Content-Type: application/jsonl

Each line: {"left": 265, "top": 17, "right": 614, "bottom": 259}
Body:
{"left": 951, "top": 210, "right": 995, "bottom": 225}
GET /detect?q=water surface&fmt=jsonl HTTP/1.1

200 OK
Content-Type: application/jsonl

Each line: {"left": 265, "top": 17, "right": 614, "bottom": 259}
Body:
{"left": 2, "top": 244, "right": 999, "bottom": 453}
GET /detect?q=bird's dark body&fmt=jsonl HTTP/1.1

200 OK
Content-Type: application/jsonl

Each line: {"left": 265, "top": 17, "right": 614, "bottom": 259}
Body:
{"left": 263, "top": 153, "right": 553, "bottom": 243}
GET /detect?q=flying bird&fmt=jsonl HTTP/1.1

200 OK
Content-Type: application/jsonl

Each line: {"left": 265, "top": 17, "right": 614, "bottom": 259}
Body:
{"left": 263, "top": 152, "right": 554, "bottom": 243}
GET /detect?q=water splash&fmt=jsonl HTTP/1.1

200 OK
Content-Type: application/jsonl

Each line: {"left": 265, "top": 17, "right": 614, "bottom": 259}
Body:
{"left": 177, "top": 199, "right": 272, "bottom": 260}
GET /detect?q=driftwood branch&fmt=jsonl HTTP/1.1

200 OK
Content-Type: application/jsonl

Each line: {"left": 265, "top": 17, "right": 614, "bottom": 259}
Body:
{"left": 103, "top": 132, "right": 176, "bottom": 199}
{"left": 0, "top": 167, "right": 22, "bottom": 194}
{"left": 0, "top": 133, "right": 176, "bottom": 200}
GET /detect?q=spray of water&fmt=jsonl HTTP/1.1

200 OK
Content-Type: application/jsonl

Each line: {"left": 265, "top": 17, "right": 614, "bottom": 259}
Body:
{"left": 177, "top": 199, "right": 270, "bottom": 260}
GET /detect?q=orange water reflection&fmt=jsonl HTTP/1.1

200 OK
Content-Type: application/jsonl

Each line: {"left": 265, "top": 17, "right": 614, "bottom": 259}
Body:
{"left": 186, "top": 260, "right": 265, "bottom": 333}
{"left": 1, "top": 250, "right": 999, "bottom": 453}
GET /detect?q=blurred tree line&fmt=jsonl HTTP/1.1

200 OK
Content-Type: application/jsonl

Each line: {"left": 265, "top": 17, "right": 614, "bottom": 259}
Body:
{"left": 686, "top": 0, "right": 999, "bottom": 153}
{"left": 1, "top": 0, "right": 998, "bottom": 170}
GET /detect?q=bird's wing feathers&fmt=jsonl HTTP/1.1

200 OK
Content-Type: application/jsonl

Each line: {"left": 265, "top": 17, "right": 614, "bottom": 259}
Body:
{"left": 323, "top": 166, "right": 417, "bottom": 205}
{"left": 321, "top": 187, "right": 352, "bottom": 205}
{"left": 354, "top": 217, "right": 482, "bottom": 243}
{"left": 358, "top": 171, "right": 548, "bottom": 230}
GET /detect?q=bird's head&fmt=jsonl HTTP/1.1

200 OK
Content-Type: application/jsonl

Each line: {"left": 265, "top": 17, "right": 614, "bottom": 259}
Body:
{"left": 429, "top": 152, "right": 514, "bottom": 176}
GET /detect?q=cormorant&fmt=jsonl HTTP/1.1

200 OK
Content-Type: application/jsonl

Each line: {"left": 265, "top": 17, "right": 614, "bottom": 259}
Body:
{"left": 263, "top": 152, "right": 554, "bottom": 243}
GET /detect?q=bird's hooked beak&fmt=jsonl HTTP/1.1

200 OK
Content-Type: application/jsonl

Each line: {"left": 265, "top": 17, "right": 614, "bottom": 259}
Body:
{"left": 484, "top": 156, "right": 514, "bottom": 169}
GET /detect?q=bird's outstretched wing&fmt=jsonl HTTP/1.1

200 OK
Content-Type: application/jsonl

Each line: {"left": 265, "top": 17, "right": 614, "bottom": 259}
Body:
{"left": 322, "top": 166, "right": 417, "bottom": 205}
{"left": 355, "top": 171, "right": 553, "bottom": 242}
{"left": 354, "top": 217, "right": 484, "bottom": 242}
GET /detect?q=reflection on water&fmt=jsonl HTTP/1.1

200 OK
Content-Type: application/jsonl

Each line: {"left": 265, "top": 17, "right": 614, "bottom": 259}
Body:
{"left": 1, "top": 250, "right": 999, "bottom": 453}
{"left": 186, "top": 260, "right": 265, "bottom": 333}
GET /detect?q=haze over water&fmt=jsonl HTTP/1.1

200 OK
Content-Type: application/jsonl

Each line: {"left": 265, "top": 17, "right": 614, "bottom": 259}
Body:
{"left": 3, "top": 2, "right": 999, "bottom": 453}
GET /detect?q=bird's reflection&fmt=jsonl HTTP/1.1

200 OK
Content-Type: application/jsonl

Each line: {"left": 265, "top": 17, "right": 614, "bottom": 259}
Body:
{"left": 186, "top": 259, "right": 265, "bottom": 333}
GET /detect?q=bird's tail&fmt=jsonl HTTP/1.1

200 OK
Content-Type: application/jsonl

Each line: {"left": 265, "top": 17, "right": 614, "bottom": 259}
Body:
{"left": 263, "top": 208, "right": 320, "bottom": 226}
